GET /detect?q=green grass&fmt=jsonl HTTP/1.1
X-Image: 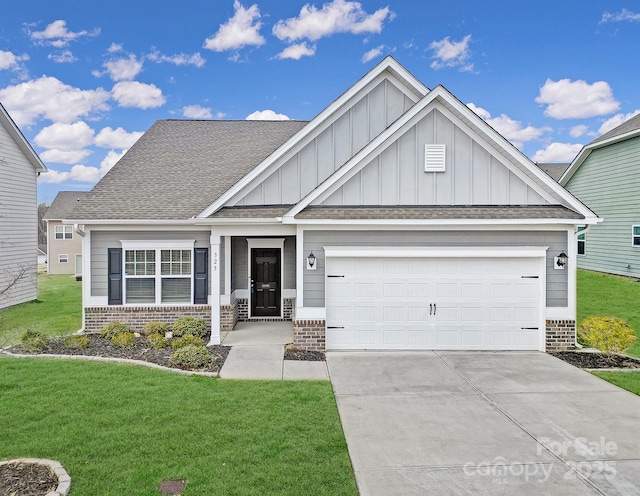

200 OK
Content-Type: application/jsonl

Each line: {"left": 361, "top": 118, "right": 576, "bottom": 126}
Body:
{"left": 592, "top": 371, "right": 640, "bottom": 396}
{"left": 0, "top": 274, "right": 81, "bottom": 345}
{"left": 0, "top": 359, "right": 357, "bottom": 496}
{"left": 577, "top": 269, "right": 640, "bottom": 357}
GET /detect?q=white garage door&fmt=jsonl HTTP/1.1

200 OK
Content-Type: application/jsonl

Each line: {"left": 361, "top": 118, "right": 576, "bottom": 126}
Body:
{"left": 325, "top": 255, "right": 544, "bottom": 351}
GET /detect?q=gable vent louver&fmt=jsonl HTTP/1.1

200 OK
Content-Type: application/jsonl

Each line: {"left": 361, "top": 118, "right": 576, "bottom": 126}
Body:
{"left": 425, "top": 144, "right": 446, "bottom": 172}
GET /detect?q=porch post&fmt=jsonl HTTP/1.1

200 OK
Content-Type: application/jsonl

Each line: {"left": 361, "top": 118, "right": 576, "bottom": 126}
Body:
{"left": 208, "top": 233, "right": 221, "bottom": 346}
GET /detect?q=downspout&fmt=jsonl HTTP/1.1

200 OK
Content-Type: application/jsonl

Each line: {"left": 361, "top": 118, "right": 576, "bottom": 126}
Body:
{"left": 74, "top": 224, "right": 85, "bottom": 334}
{"left": 573, "top": 224, "right": 592, "bottom": 349}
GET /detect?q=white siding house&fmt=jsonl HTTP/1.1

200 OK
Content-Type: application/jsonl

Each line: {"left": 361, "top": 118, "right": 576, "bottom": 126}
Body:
{"left": 0, "top": 103, "right": 48, "bottom": 309}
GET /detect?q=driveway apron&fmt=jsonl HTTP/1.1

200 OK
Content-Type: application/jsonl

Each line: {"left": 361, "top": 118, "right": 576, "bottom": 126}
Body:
{"left": 327, "top": 351, "right": 640, "bottom": 496}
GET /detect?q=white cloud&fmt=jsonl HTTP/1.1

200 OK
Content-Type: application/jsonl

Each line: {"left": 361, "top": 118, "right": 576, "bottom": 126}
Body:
{"left": 40, "top": 148, "right": 92, "bottom": 164}
{"left": 203, "top": 1, "right": 265, "bottom": 52}
{"left": 362, "top": 45, "right": 384, "bottom": 63}
{"left": 107, "top": 43, "right": 123, "bottom": 53}
{"left": 466, "top": 102, "right": 549, "bottom": 148}
{"left": 38, "top": 149, "right": 126, "bottom": 184}
{"left": 34, "top": 121, "right": 95, "bottom": 150}
{"left": 273, "top": 0, "right": 393, "bottom": 42}
{"left": 532, "top": 143, "right": 583, "bottom": 163}
{"left": 100, "top": 149, "right": 126, "bottom": 173}
{"left": 601, "top": 9, "right": 640, "bottom": 23}
{"left": 246, "top": 109, "right": 290, "bottom": 120}
{"left": 275, "top": 42, "right": 316, "bottom": 60}
{"left": 597, "top": 110, "right": 640, "bottom": 135}
{"left": 569, "top": 125, "right": 588, "bottom": 138}
{"left": 30, "top": 19, "right": 99, "bottom": 47}
{"left": 182, "top": 105, "right": 213, "bottom": 119}
{"left": 466, "top": 102, "right": 491, "bottom": 120}
{"left": 47, "top": 49, "right": 77, "bottom": 63}
{"left": 0, "top": 76, "right": 110, "bottom": 127}
{"left": 0, "top": 50, "right": 29, "bottom": 71}
{"left": 536, "top": 79, "right": 620, "bottom": 119}
{"left": 111, "top": 81, "right": 166, "bottom": 109}
{"left": 429, "top": 34, "right": 473, "bottom": 71}
{"left": 147, "top": 51, "right": 206, "bottom": 68}
{"left": 103, "top": 54, "right": 143, "bottom": 81}
{"left": 94, "top": 126, "right": 143, "bottom": 148}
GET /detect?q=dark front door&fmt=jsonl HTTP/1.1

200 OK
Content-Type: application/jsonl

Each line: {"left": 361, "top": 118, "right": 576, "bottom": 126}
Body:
{"left": 251, "top": 248, "right": 281, "bottom": 317}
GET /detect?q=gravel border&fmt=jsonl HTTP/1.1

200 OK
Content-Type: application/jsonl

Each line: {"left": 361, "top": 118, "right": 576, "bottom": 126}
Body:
{"left": 0, "top": 458, "right": 71, "bottom": 496}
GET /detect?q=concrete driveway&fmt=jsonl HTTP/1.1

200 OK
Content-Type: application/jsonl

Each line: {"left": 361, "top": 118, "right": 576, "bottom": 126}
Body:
{"left": 327, "top": 351, "right": 640, "bottom": 495}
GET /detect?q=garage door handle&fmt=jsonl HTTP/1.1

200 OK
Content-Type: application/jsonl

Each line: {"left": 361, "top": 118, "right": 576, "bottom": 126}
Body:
{"left": 327, "top": 326, "right": 344, "bottom": 329}
{"left": 327, "top": 275, "right": 344, "bottom": 278}
{"left": 429, "top": 303, "right": 432, "bottom": 315}
{"left": 433, "top": 303, "right": 436, "bottom": 315}
{"left": 521, "top": 276, "right": 539, "bottom": 279}
{"left": 521, "top": 327, "right": 538, "bottom": 330}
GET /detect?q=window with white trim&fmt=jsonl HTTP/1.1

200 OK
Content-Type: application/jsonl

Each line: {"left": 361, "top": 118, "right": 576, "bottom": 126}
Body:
{"left": 577, "top": 225, "right": 586, "bottom": 255}
{"left": 55, "top": 225, "right": 73, "bottom": 240}
{"left": 121, "top": 241, "right": 194, "bottom": 305}
{"left": 633, "top": 226, "right": 640, "bottom": 247}
{"left": 59, "top": 254, "right": 68, "bottom": 263}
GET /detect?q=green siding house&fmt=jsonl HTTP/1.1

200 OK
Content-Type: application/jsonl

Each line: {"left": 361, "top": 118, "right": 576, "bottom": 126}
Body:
{"left": 561, "top": 114, "right": 640, "bottom": 278}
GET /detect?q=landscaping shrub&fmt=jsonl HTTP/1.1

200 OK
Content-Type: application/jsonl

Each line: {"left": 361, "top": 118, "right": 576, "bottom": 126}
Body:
{"left": 20, "top": 330, "right": 47, "bottom": 351}
{"left": 63, "top": 335, "right": 90, "bottom": 349}
{"left": 171, "top": 334, "right": 203, "bottom": 350}
{"left": 578, "top": 316, "right": 637, "bottom": 355}
{"left": 142, "top": 321, "right": 170, "bottom": 336}
{"left": 111, "top": 332, "right": 136, "bottom": 348}
{"left": 172, "top": 317, "right": 207, "bottom": 338}
{"left": 100, "top": 322, "right": 131, "bottom": 340}
{"left": 170, "top": 344, "right": 211, "bottom": 370}
{"left": 147, "top": 332, "right": 169, "bottom": 349}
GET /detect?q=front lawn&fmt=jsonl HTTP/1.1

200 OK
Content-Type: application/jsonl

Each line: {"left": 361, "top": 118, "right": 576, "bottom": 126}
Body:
{"left": 577, "top": 269, "right": 640, "bottom": 357}
{"left": 0, "top": 358, "right": 357, "bottom": 496}
{"left": 0, "top": 274, "right": 81, "bottom": 345}
{"left": 592, "top": 371, "right": 640, "bottom": 396}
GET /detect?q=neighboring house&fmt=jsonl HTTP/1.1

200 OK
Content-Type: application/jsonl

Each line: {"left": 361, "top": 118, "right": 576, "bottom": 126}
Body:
{"left": 0, "top": 102, "right": 48, "bottom": 309}
{"left": 68, "top": 57, "right": 599, "bottom": 352}
{"left": 43, "top": 191, "right": 88, "bottom": 276}
{"left": 560, "top": 113, "right": 640, "bottom": 278}
{"left": 37, "top": 244, "right": 47, "bottom": 266}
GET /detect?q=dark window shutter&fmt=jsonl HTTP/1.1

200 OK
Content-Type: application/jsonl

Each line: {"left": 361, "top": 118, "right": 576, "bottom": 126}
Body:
{"left": 108, "top": 248, "right": 123, "bottom": 305}
{"left": 194, "top": 248, "right": 208, "bottom": 304}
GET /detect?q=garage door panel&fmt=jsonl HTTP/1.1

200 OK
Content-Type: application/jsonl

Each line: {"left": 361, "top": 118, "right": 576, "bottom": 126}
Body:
{"left": 326, "top": 255, "right": 542, "bottom": 351}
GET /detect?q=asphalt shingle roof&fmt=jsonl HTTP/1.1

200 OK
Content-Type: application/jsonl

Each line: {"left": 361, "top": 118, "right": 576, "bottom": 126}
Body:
{"left": 590, "top": 113, "right": 640, "bottom": 145}
{"left": 535, "top": 163, "right": 570, "bottom": 182}
{"left": 43, "top": 191, "right": 89, "bottom": 219}
{"left": 68, "top": 120, "right": 308, "bottom": 220}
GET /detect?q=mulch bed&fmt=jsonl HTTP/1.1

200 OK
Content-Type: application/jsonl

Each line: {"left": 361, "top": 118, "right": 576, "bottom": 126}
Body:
{"left": 8, "top": 334, "right": 230, "bottom": 373}
{"left": 552, "top": 350, "right": 640, "bottom": 369}
{"left": 0, "top": 462, "right": 58, "bottom": 496}
{"left": 284, "top": 344, "right": 325, "bottom": 361}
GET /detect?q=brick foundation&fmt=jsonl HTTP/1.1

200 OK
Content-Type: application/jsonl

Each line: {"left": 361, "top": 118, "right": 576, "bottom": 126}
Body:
{"left": 545, "top": 319, "right": 576, "bottom": 352}
{"left": 293, "top": 320, "right": 326, "bottom": 352}
{"left": 84, "top": 305, "right": 211, "bottom": 334}
{"left": 220, "top": 304, "right": 235, "bottom": 332}
{"left": 236, "top": 299, "right": 248, "bottom": 321}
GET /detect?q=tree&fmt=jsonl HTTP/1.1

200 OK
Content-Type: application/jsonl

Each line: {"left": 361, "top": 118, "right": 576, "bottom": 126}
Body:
{"left": 38, "top": 202, "right": 48, "bottom": 246}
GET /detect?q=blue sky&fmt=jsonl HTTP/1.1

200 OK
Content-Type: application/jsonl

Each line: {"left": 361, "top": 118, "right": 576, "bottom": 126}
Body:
{"left": 0, "top": 0, "right": 638, "bottom": 204}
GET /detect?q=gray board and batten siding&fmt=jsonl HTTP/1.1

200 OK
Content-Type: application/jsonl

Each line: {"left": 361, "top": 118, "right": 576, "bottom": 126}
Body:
{"left": 565, "top": 136, "right": 640, "bottom": 278}
{"left": 303, "top": 230, "right": 567, "bottom": 308}
{"left": 232, "top": 78, "right": 417, "bottom": 206}
{"left": 234, "top": 105, "right": 548, "bottom": 208}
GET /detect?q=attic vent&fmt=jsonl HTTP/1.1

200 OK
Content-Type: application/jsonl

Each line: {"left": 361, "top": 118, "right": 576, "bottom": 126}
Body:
{"left": 425, "top": 144, "right": 446, "bottom": 172}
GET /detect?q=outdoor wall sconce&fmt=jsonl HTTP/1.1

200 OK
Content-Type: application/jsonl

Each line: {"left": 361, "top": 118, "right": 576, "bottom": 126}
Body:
{"left": 554, "top": 251, "right": 568, "bottom": 269}
{"left": 307, "top": 252, "right": 316, "bottom": 270}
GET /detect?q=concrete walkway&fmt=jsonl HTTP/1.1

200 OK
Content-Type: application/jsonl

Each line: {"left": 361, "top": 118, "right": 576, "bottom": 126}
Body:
{"left": 219, "top": 322, "right": 328, "bottom": 380}
{"left": 328, "top": 351, "right": 640, "bottom": 496}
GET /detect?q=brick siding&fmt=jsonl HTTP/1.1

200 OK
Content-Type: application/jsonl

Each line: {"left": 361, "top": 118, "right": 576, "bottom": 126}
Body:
{"left": 546, "top": 319, "right": 576, "bottom": 352}
{"left": 293, "top": 320, "right": 326, "bottom": 352}
{"left": 84, "top": 306, "right": 211, "bottom": 334}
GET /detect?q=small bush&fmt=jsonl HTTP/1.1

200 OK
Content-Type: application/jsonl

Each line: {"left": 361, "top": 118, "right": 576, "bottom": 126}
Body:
{"left": 578, "top": 316, "right": 637, "bottom": 355}
{"left": 147, "top": 332, "right": 169, "bottom": 349}
{"left": 172, "top": 317, "right": 207, "bottom": 338}
{"left": 20, "top": 330, "right": 47, "bottom": 351}
{"left": 100, "top": 322, "right": 131, "bottom": 340}
{"left": 142, "top": 321, "right": 170, "bottom": 336}
{"left": 170, "top": 344, "right": 211, "bottom": 370}
{"left": 63, "top": 335, "right": 90, "bottom": 349}
{"left": 172, "top": 334, "right": 203, "bottom": 350}
{"left": 111, "top": 332, "right": 136, "bottom": 348}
